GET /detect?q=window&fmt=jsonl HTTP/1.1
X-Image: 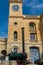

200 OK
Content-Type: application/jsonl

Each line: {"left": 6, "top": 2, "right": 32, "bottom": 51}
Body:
{"left": 29, "top": 22, "right": 35, "bottom": 31}
{"left": 13, "top": 48, "right": 17, "bottom": 53}
{"left": 14, "top": 22, "right": 17, "bottom": 25}
{"left": 29, "top": 22, "right": 37, "bottom": 41}
{"left": 12, "top": 46, "right": 19, "bottom": 53}
{"left": 30, "top": 25, "right": 34, "bottom": 30}
{"left": 14, "top": 31, "right": 17, "bottom": 40}
{"left": 30, "top": 33, "right": 36, "bottom": 41}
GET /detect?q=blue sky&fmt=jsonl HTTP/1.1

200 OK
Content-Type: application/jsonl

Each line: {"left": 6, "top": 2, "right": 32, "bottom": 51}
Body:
{"left": 23, "top": 0, "right": 43, "bottom": 15}
{"left": 0, "top": 0, "right": 43, "bottom": 38}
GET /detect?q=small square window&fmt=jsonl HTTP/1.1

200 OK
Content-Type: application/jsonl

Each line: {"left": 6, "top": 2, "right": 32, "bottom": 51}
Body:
{"left": 30, "top": 33, "right": 36, "bottom": 41}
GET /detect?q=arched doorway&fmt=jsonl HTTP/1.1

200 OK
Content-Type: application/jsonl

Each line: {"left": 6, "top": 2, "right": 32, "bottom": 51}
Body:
{"left": 30, "top": 47, "right": 40, "bottom": 63}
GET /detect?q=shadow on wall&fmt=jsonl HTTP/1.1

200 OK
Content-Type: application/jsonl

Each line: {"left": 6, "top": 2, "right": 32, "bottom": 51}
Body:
{"left": 39, "top": 13, "right": 43, "bottom": 59}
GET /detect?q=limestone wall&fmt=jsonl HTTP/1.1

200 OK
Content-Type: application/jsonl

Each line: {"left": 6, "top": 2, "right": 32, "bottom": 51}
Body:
{"left": 0, "top": 38, "right": 7, "bottom": 53}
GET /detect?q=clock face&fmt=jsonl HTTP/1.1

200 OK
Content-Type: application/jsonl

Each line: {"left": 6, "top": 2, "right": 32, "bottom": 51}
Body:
{"left": 12, "top": 5, "right": 19, "bottom": 11}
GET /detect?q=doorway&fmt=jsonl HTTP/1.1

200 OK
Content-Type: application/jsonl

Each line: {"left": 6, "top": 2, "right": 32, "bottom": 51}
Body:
{"left": 30, "top": 47, "right": 40, "bottom": 63}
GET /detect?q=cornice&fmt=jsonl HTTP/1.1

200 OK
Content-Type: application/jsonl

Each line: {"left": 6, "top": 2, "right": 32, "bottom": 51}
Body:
{"left": 8, "top": 16, "right": 40, "bottom": 20}
{"left": 9, "top": 16, "right": 22, "bottom": 18}
{"left": 23, "top": 16, "right": 40, "bottom": 20}
{"left": 0, "top": 38, "right": 7, "bottom": 42}
{"left": 9, "top": 0, "right": 22, "bottom": 3}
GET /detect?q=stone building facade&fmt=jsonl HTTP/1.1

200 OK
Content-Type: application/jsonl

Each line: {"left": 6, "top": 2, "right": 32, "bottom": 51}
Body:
{"left": 1, "top": 0, "right": 43, "bottom": 64}
{"left": 0, "top": 38, "right": 7, "bottom": 53}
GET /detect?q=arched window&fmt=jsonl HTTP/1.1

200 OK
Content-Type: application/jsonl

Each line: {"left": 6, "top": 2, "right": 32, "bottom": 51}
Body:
{"left": 13, "top": 48, "right": 17, "bottom": 53}
{"left": 12, "top": 46, "right": 19, "bottom": 53}
{"left": 12, "top": 47, "right": 17, "bottom": 53}
{"left": 29, "top": 22, "right": 36, "bottom": 31}
{"left": 14, "top": 31, "right": 17, "bottom": 40}
{"left": 29, "top": 22, "right": 37, "bottom": 41}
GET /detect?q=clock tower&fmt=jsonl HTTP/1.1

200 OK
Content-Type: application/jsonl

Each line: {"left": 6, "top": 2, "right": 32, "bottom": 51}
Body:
{"left": 9, "top": 0, "right": 22, "bottom": 17}
{"left": 7, "top": 0, "right": 23, "bottom": 53}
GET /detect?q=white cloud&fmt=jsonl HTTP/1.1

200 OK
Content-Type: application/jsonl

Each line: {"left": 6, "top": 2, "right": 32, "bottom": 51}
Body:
{"left": 23, "top": 0, "right": 43, "bottom": 15}
{"left": 23, "top": 0, "right": 39, "bottom": 6}
{"left": 23, "top": 0, "right": 43, "bottom": 9}
{"left": 31, "top": 4, "right": 43, "bottom": 8}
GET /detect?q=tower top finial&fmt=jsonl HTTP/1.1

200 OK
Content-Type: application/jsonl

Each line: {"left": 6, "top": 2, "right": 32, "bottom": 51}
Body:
{"left": 9, "top": 0, "right": 22, "bottom": 3}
